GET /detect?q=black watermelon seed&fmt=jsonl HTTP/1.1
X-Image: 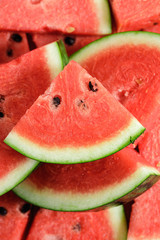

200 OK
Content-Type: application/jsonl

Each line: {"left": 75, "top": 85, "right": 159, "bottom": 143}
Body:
{"left": 89, "top": 81, "right": 98, "bottom": 92}
{"left": 64, "top": 36, "right": 76, "bottom": 46}
{"left": 20, "top": 203, "right": 31, "bottom": 213}
{"left": 53, "top": 96, "right": 61, "bottom": 108}
{"left": 72, "top": 223, "right": 81, "bottom": 231}
{"left": 6, "top": 49, "right": 13, "bottom": 57}
{"left": 0, "top": 112, "right": 4, "bottom": 118}
{"left": 11, "top": 33, "right": 22, "bottom": 42}
{"left": 153, "top": 22, "right": 158, "bottom": 25}
{"left": 0, "top": 207, "right": 7, "bottom": 216}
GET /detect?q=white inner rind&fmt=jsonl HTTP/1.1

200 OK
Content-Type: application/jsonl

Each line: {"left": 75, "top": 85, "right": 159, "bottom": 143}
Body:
{"left": 5, "top": 117, "right": 144, "bottom": 163}
{"left": 108, "top": 205, "right": 127, "bottom": 240}
{"left": 70, "top": 31, "right": 160, "bottom": 63}
{"left": 0, "top": 158, "right": 38, "bottom": 196}
{"left": 14, "top": 166, "right": 159, "bottom": 211}
{"left": 45, "top": 42, "right": 64, "bottom": 79}
{"left": 93, "top": 0, "right": 112, "bottom": 34}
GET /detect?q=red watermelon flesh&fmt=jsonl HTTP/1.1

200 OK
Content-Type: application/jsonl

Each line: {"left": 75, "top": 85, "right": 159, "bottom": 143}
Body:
{"left": 26, "top": 206, "right": 127, "bottom": 240}
{"left": 70, "top": 31, "right": 160, "bottom": 137}
{"left": 0, "top": 41, "right": 67, "bottom": 195}
{"left": 0, "top": 191, "right": 31, "bottom": 240}
{"left": 32, "top": 33, "right": 102, "bottom": 56}
{"left": 13, "top": 147, "right": 160, "bottom": 211}
{"left": 0, "top": 32, "right": 29, "bottom": 64}
{"left": 109, "top": 0, "right": 160, "bottom": 32}
{"left": 128, "top": 112, "right": 160, "bottom": 240}
{"left": 0, "top": 0, "right": 111, "bottom": 35}
{"left": 144, "top": 24, "right": 160, "bottom": 33}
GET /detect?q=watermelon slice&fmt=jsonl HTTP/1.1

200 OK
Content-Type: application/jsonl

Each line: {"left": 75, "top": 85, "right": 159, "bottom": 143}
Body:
{"left": 0, "top": 40, "right": 68, "bottom": 195}
{"left": 5, "top": 61, "right": 145, "bottom": 164}
{"left": 128, "top": 109, "right": 160, "bottom": 240}
{"left": 109, "top": 0, "right": 160, "bottom": 32}
{"left": 26, "top": 206, "right": 127, "bottom": 240}
{"left": 0, "top": 32, "right": 29, "bottom": 64}
{"left": 0, "top": 191, "right": 31, "bottom": 240}
{"left": 0, "top": 0, "right": 111, "bottom": 35}
{"left": 32, "top": 33, "right": 103, "bottom": 56}
{"left": 13, "top": 147, "right": 159, "bottom": 211}
{"left": 70, "top": 31, "right": 160, "bottom": 137}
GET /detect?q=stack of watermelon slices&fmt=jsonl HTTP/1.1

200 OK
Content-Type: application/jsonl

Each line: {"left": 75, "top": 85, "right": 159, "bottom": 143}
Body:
{"left": 0, "top": 0, "right": 160, "bottom": 239}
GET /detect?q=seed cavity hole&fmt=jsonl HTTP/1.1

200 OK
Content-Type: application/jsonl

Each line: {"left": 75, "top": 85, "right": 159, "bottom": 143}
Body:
{"left": 11, "top": 33, "right": 22, "bottom": 42}
{"left": 89, "top": 81, "right": 98, "bottom": 92}
{"left": 52, "top": 96, "right": 61, "bottom": 108}
{"left": 72, "top": 222, "right": 81, "bottom": 231}
{"left": 64, "top": 36, "right": 76, "bottom": 46}
{"left": 77, "top": 99, "right": 88, "bottom": 111}
{"left": 0, "top": 207, "right": 7, "bottom": 216}
{"left": 20, "top": 203, "right": 31, "bottom": 213}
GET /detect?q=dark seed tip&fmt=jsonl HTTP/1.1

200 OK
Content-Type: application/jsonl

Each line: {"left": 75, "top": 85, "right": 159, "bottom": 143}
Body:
{"left": 11, "top": 33, "right": 22, "bottom": 42}
{"left": 0, "top": 207, "right": 7, "bottom": 216}
{"left": 64, "top": 36, "right": 76, "bottom": 46}
{"left": 6, "top": 49, "right": 13, "bottom": 57}
{"left": 20, "top": 203, "right": 31, "bottom": 213}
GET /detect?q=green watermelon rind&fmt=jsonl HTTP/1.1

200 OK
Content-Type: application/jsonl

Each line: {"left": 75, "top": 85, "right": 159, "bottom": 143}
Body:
{"left": 4, "top": 117, "right": 145, "bottom": 164}
{"left": 57, "top": 40, "right": 69, "bottom": 68}
{"left": 45, "top": 40, "right": 69, "bottom": 79}
{"left": 13, "top": 166, "right": 160, "bottom": 211}
{"left": 0, "top": 158, "right": 39, "bottom": 196}
{"left": 70, "top": 31, "right": 160, "bottom": 63}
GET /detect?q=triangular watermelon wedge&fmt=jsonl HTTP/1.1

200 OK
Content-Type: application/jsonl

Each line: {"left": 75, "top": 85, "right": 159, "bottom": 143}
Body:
{"left": 0, "top": 40, "right": 68, "bottom": 195}
{"left": 4, "top": 61, "right": 145, "bottom": 164}
{"left": 26, "top": 206, "right": 127, "bottom": 240}
{"left": 0, "top": 0, "right": 111, "bottom": 35}
{"left": 13, "top": 147, "right": 160, "bottom": 211}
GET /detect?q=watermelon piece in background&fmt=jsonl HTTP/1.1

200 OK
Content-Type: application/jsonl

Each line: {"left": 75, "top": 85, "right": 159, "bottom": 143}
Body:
{"left": 127, "top": 111, "right": 160, "bottom": 240}
{"left": 5, "top": 61, "right": 145, "bottom": 164}
{"left": 0, "top": 40, "right": 68, "bottom": 195}
{"left": 32, "top": 33, "right": 103, "bottom": 56}
{"left": 13, "top": 147, "right": 159, "bottom": 211}
{"left": 0, "top": 191, "right": 31, "bottom": 240}
{"left": 109, "top": 0, "right": 160, "bottom": 32}
{"left": 0, "top": 32, "right": 29, "bottom": 64}
{"left": 0, "top": 0, "right": 111, "bottom": 35}
{"left": 70, "top": 31, "right": 160, "bottom": 141}
{"left": 26, "top": 205, "right": 127, "bottom": 240}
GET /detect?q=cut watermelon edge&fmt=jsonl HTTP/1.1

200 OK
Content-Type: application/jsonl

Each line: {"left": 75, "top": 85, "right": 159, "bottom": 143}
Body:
{"left": 70, "top": 31, "right": 160, "bottom": 62}
{"left": 93, "top": 0, "right": 112, "bottom": 34}
{"left": 45, "top": 40, "right": 69, "bottom": 79}
{"left": 4, "top": 118, "right": 145, "bottom": 164}
{"left": 0, "top": 158, "right": 39, "bottom": 196}
{"left": 108, "top": 205, "right": 127, "bottom": 240}
{"left": 13, "top": 165, "right": 159, "bottom": 211}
